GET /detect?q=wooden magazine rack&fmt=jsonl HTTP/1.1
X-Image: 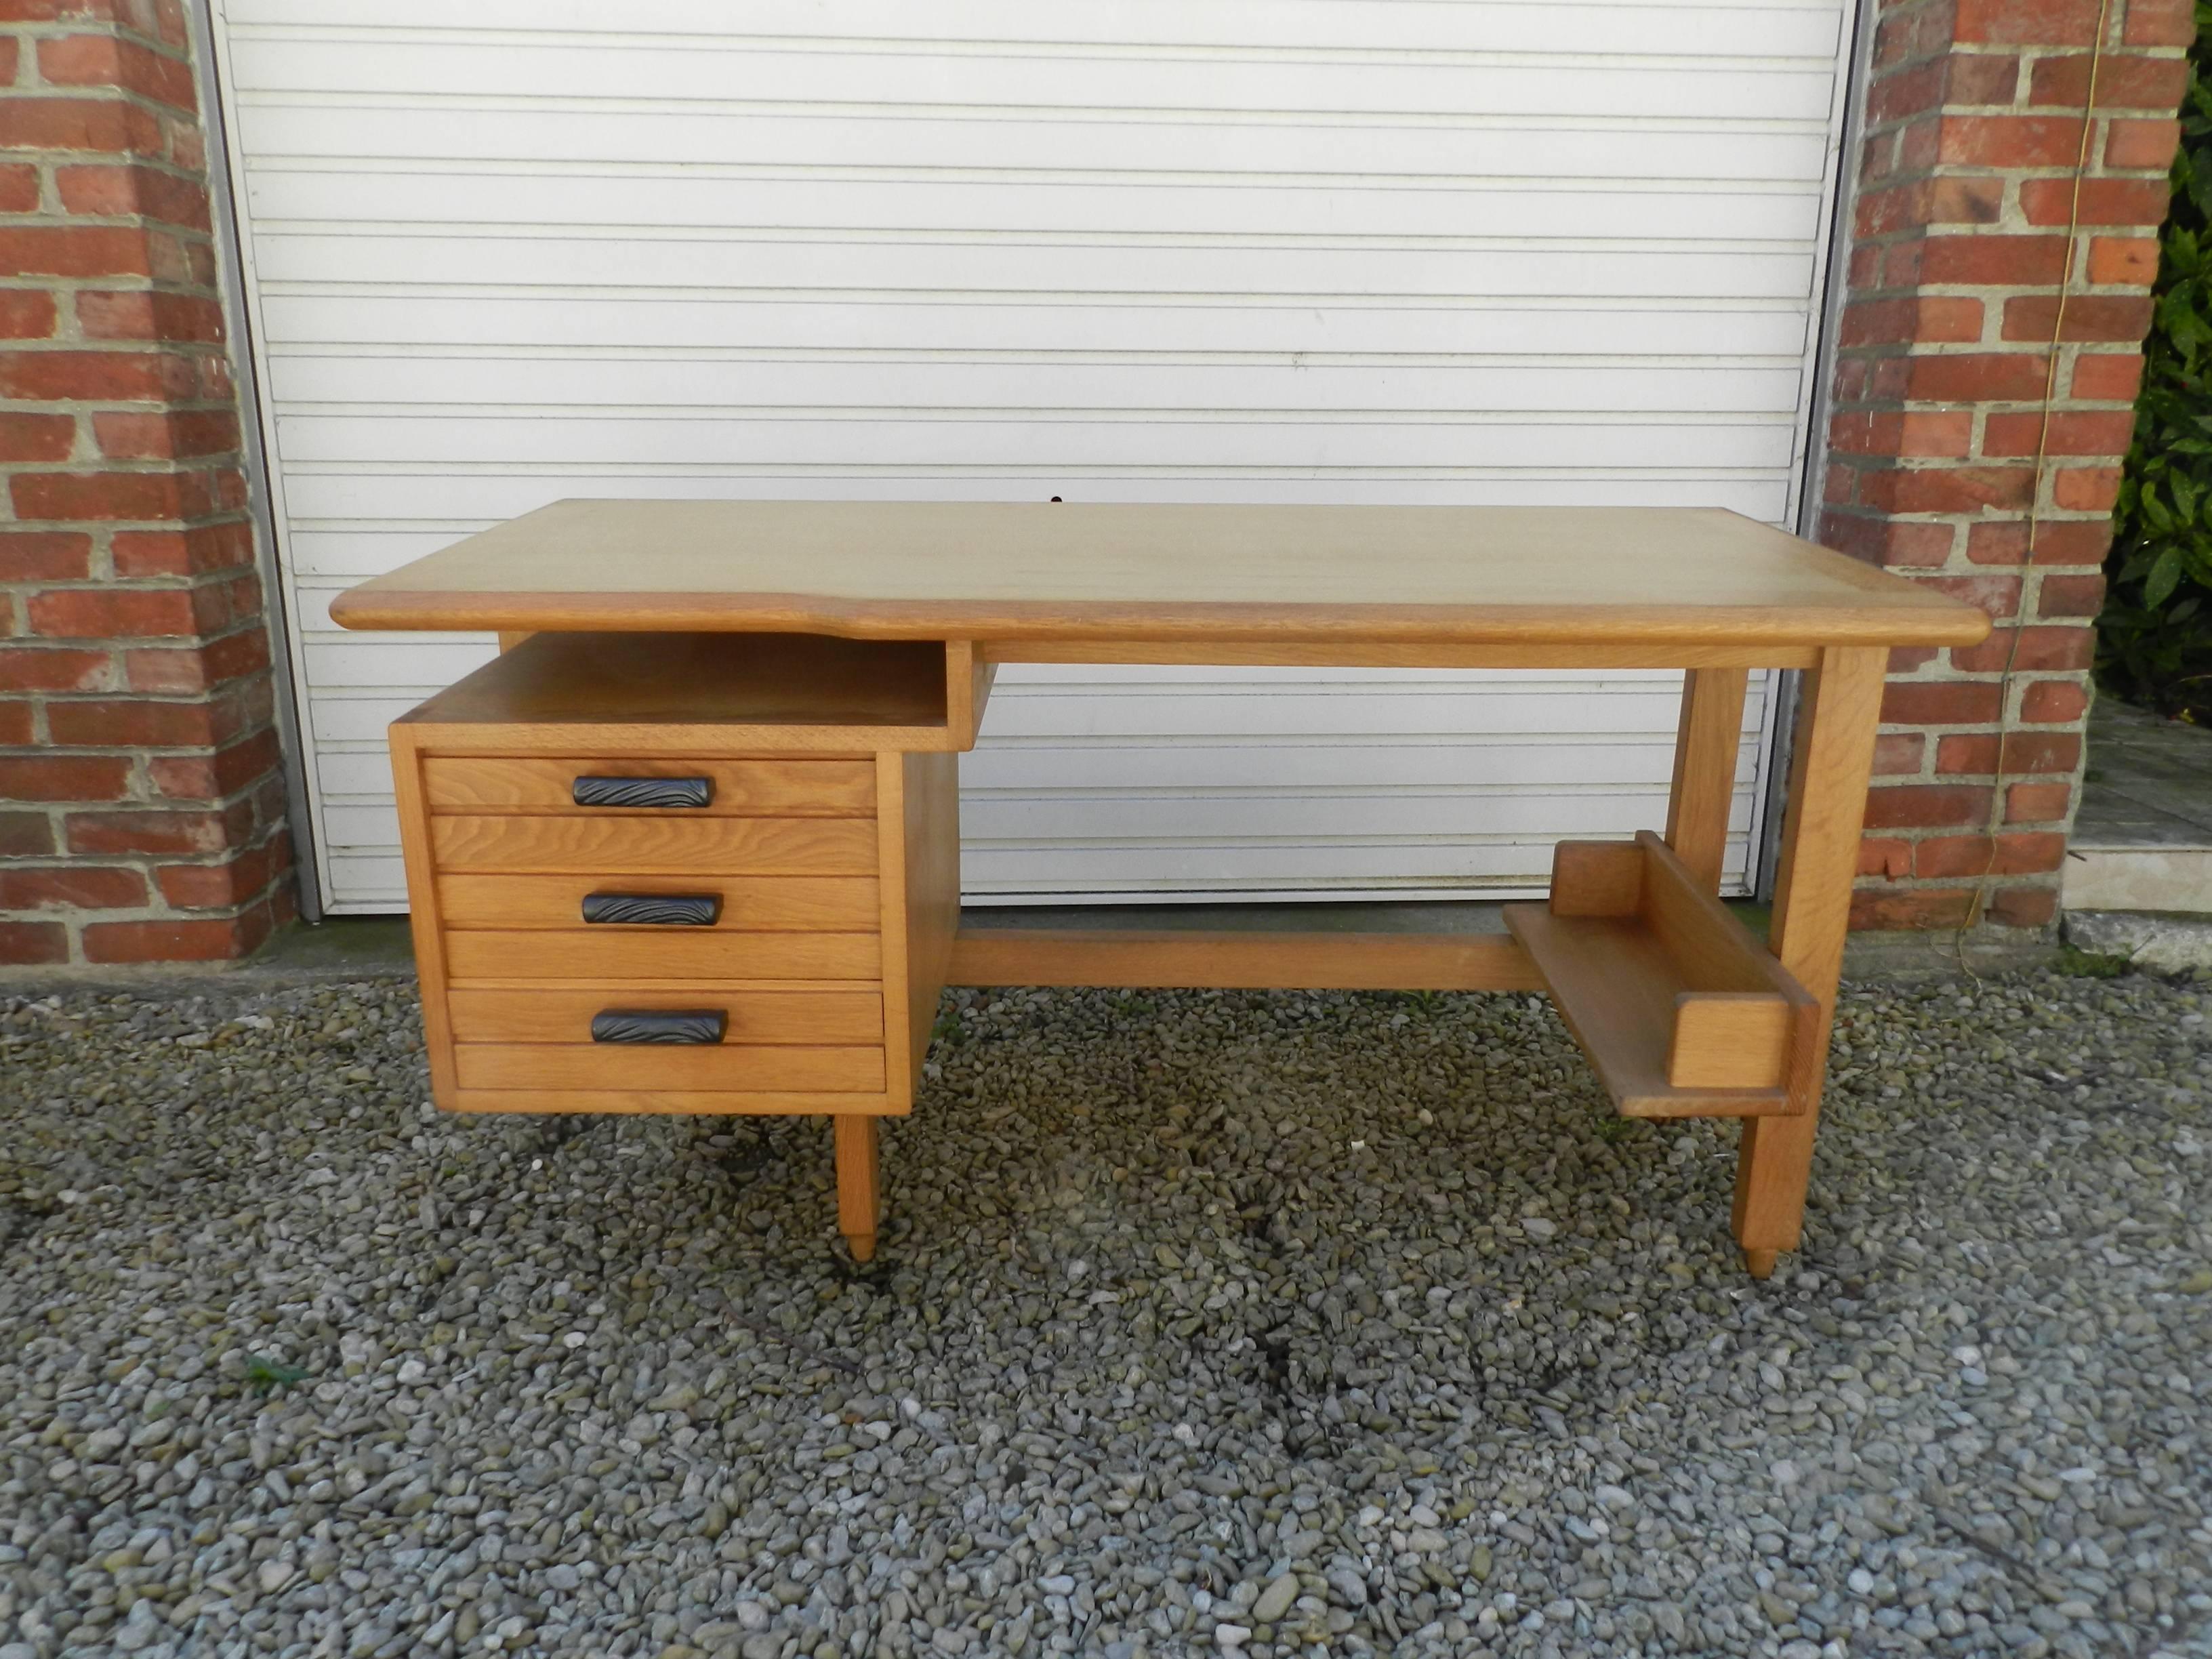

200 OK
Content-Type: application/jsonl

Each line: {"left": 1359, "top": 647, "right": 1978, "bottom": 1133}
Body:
{"left": 1504, "top": 832, "right": 1818, "bottom": 1119}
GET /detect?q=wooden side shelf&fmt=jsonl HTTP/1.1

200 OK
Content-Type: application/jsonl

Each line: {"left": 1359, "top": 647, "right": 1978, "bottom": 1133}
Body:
{"left": 1503, "top": 831, "right": 1818, "bottom": 1120}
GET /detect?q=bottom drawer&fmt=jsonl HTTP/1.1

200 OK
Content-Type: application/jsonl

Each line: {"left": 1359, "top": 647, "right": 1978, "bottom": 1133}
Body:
{"left": 453, "top": 1042, "right": 886, "bottom": 1093}
{"left": 447, "top": 987, "right": 884, "bottom": 1046}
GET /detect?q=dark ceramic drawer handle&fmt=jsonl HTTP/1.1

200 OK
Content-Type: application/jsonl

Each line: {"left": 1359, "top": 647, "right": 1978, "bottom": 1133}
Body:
{"left": 580, "top": 893, "right": 721, "bottom": 926}
{"left": 590, "top": 1009, "right": 726, "bottom": 1045}
{"left": 571, "top": 775, "right": 712, "bottom": 809}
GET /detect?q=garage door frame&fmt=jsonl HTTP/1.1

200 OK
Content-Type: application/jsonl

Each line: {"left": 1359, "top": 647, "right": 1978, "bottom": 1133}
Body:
{"left": 190, "top": 0, "right": 326, "bottom": 919}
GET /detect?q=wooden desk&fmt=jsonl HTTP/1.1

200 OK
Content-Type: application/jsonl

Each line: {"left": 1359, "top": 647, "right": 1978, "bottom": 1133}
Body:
{"left": 335, "top": 500, "right": 1990, "bottom": 1275}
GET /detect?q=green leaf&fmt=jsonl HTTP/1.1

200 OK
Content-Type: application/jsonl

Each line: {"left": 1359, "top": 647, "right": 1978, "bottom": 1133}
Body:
{"left": 2146, "top": 548, "right": 2186, "bottom": 609}
{"left": 2102, "top": 23, "right": 2212, "bottom": 724}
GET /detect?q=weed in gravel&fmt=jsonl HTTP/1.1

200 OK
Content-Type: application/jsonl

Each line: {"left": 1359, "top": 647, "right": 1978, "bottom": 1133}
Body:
{"left": 2057, "top": 941, "right": 2135, "bottom": 977}
{"left": 242, "top": 1354, "right": 309, "bottom": 1395}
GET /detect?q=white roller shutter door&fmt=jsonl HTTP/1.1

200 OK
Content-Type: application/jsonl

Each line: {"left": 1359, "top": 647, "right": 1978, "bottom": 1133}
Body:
{"left": 209, "top": 0, "right": 1853, "bottom": 912}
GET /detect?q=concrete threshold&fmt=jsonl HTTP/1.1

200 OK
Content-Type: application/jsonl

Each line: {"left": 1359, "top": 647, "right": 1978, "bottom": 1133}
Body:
{"left": 2068, "top": 697, "right": 2212, "bottom": 916}
{"left": 2062, "top": 909, "right": 2212, "bottom": 973}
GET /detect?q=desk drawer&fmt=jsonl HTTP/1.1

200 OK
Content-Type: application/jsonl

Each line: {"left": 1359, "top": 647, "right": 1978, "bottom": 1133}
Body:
{"left": 454, "top": 1042, "right": 885, "bottom": 1093}
{"left": 445, "top": 929, "right": 880, "bottom": 981}
{"left": 438, "top": 874, "right": 880, "bottom": 932}
{"left": 447, "top": 986, "right": 884, "bottom": 1046}
{"left": 430, "top": 814, "right": 876, "bottom": 876}
{"left": 424, "top": 756, "right": 876, "bottom": 817}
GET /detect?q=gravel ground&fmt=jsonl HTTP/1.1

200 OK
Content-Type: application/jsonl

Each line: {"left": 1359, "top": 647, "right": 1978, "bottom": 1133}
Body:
{"left": 2, "top": 968, "right": 2209, "bottom": 1659}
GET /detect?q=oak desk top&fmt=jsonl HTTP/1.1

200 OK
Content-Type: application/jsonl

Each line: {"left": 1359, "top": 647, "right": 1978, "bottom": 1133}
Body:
{"left": 331, "top": 499, "right": 1990, "bottom": 649}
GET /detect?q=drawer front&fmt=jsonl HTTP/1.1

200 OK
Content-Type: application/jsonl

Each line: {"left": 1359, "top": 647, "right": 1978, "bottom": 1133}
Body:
{"left": 431, "top": 815, "right": 876, "bottom": 876}
{"left": 448, "top": 987, "right": 884, "bottom": 1046}
{"left": 444, "top": 928, "right": 880, "bottom": 981}
{"left": 437, "top": 874, "right": 880, "bottom": 932}
{"left": 454, "top": 1043, "right": 886, "bottom": 1093}
{"left": 424, "top": 757, "right": 876, "bottom": 817}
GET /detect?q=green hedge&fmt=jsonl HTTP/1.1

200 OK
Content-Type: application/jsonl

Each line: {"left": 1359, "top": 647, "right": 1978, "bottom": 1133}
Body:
{"left": 2102, "top": 4, "right": 2212, "bottom": 721}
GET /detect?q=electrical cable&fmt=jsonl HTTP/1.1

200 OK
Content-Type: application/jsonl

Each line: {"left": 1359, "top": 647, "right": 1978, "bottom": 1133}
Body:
{"left": 1956, "top": 0, "right": 2115, "bottom": 966}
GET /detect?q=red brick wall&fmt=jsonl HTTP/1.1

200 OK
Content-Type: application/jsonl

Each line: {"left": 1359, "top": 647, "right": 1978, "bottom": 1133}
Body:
{"left": 1824, "top": 0, "right": 2190, "bottom": 930}
{"left": 0, "top": 0, "right": 291, "bottom": 964}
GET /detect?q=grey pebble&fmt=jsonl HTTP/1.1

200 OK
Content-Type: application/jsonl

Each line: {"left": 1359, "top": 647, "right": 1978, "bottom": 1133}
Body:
{"left": 1252, "top": 1572, "right": 1302, "bottom": 1622}
{"left": 1325, "top": 1565, "right": 1370, "bottom": 1607}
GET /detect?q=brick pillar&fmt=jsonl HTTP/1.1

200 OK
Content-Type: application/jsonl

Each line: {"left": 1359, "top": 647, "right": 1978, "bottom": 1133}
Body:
{"left": 1823, "top": 0, "right": 2190, "bottom": 930}
{"left": 1, "top": 0, "right": 292, "bottom": 964}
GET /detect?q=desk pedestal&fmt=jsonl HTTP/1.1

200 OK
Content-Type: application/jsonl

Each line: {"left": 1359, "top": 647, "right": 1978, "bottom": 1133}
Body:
{"left": 388, "top": 632, "right": 1885, "bottom": 1276}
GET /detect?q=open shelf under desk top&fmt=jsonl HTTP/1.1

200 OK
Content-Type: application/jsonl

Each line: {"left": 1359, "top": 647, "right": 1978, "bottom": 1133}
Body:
{"left": 398, "top": 631, "right": 955, "bottom": 751}
{"left": 333, "top": 499, "right": 1992, "bottom": 652}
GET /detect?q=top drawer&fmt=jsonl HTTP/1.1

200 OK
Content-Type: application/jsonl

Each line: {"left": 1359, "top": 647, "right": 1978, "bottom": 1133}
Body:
{"left": 422, "top": 757, "right": 875, "bottom": 817}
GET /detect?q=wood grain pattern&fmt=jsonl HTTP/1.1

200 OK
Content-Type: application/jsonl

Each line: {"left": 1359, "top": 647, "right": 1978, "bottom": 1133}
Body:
{"left": 430, "top": 815, "right": 876, "bottom": 875}
{"left": 1549, "top": 840, "right": 1645, "bottom": 917}
{"left": 985, "top": 639, "right": 1820, "bottom": 670}
{"left": 407, "top": 721, "right": 944, "bottom": 758}
{"left": 1504, "top": 830, "right": 1816, "bottom": 1114}
{"left": 444, "top": 929, "right": 880, "bottom": 981}
{"left": 401, "top": 631, "right": 964, "bottom": 752}
{"left": 901, "top": 750, "right": 962, "bottom": 1088}
{"left": 1668, "top": 994, "right": 1795, "bottom": 1090}
{"left": 947, "top": 928, "right": 1542, "bottom": 990}
{"left": 835, "top": 1115, "right": 882, "bottom": 1262}
{"left": 874, "top": 753, "right": 914, "bottom": 1112}
{"left": 447, "top": 987, "right": 884, "bottom": 1046}
{"left": 1503, "top": 903, "right": 1789, "bottom": 1117}
{"left": 436, "top": 874, "right": 880, "bottom": 932}
{"left": 449, "top": 1088, "right": 904, "bottom": 1115}
{"left": 332, "top": 500, "right": 1994, "bottom": 648}
{"left": 388, "top": 724, "right": 459, "bottom": 1105}
{"left": 1633, "top": 832, "right": 1807, "bottom": 1001}
{"left": 454, "top": 1043, "right": 884, "bottom": 1092}
{"left": 423, "top": 756, "right": 877, "bottom": 815}
{"left": 945, "top": 640, "right": 996, "bottom": 747}
{"left": 1665, "top": 666, "right": 1750, "bottom": 892}
{"left": 1733, "top": 645, "right": 1887, "bottom": 1272}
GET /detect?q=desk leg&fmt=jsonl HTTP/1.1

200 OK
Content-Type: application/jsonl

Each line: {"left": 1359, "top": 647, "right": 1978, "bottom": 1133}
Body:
{"left": 1732, "top": 646, "right": 1885, "bottom": 1278}
{"left": 1665, "top": 667, "right": 1750, "bottom": 892}
{"left": 834, "top": 1116, "right": 880, "bottom": 1263}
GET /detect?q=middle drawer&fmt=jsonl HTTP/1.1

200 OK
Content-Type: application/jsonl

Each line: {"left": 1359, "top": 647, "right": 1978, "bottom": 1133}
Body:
{"left": 437, "top": 874, "right": 880, "bottom": 931}
{"left": 430, "top": 815, "right": 877, "bottom": 875}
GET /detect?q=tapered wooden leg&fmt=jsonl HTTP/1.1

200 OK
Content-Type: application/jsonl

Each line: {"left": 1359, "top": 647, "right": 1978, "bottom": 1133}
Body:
{"left": 1732, "top": 647, "right": 1885, "bottom": 1275}
{"left": 1665, "top": 667, "right": 1750, "bottom": 893}
{"left": 834, "top": 1115, "right": 880, "bottom": 1262}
